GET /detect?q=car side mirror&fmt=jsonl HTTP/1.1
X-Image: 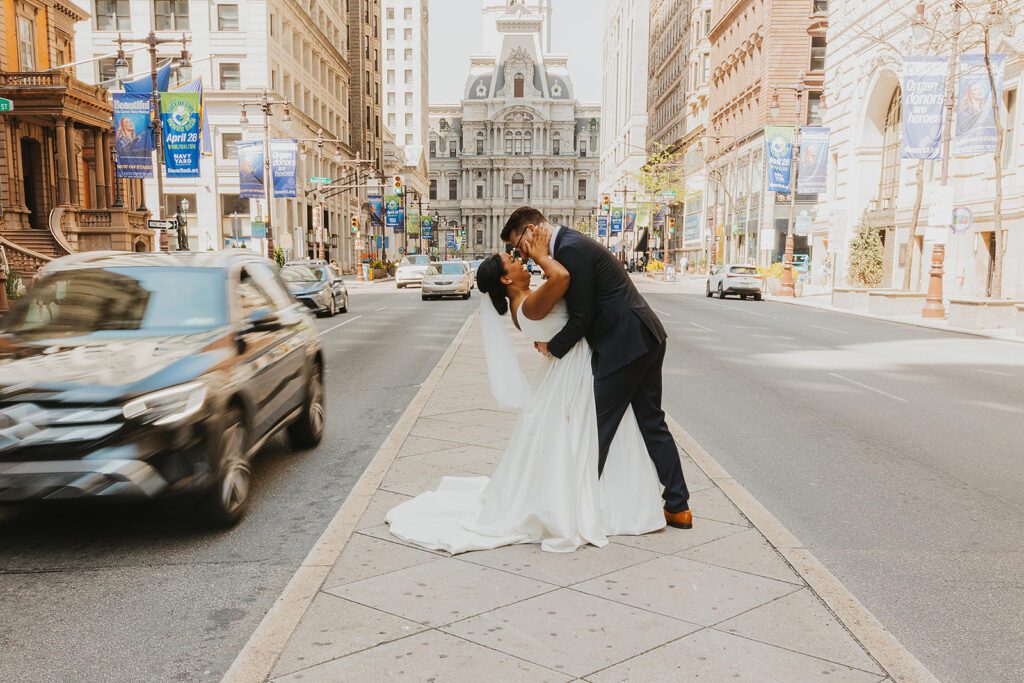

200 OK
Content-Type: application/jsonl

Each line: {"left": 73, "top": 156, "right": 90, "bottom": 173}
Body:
{"left": 243, "top": 308, "right": 282, "bottom": 333}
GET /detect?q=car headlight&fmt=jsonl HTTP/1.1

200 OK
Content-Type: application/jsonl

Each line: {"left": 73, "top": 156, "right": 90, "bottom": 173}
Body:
{"left": 123, "top": 382, "right": 209, "bottom": 426}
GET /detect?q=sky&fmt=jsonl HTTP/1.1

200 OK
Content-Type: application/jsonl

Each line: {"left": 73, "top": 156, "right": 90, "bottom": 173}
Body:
{"left": 428, "top": 0, "right": 605, "bottom": 104}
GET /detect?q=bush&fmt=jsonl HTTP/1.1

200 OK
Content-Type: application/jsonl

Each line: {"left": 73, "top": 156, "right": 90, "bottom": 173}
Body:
{"left": 847, "top": 219, "right": 884, "bottom": 287}
{"left": 273, "top": 247, "right": 286, "bottom": 268}
{"left": 3, "top": 266, "right": 22, "bottom": 301}
{"left": 758, "top": 262, "right": 785, "bottom": 279}
{"left": 645, "top": 259, "right": 666, "bottom": 272}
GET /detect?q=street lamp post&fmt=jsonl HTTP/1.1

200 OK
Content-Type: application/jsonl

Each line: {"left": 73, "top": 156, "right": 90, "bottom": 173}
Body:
{"left": 114, "top": 32, "right": 192, "bottom": 220}
{"left": 298, "top": 128, "right": 346, "bottom": 261}
{"left": 240, "top": 91, "right": 291, "bottom": 260}
{"left": 769, "top": 74, "right": 807, "bottom": 298}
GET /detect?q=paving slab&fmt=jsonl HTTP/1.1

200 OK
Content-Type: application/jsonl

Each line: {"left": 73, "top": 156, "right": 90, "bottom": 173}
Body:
{"left": 610, "top": 517, "right": 747, "bottom": 555}
{"left": 677, "top": 527, "right": 803, "bottom": 585}
{"left": 321, "top": 533, "right": 438, "bottom": 589}
{"left": 354, "top": 489, "right": 412, "bottom": 530}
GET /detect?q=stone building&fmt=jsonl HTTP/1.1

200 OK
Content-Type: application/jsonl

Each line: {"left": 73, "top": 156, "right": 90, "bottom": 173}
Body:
{"left": 427, "top": 0, "right": 599, "bottom": 260}
{"left": 1, "top": 0, "right": 152, "bottom": 285}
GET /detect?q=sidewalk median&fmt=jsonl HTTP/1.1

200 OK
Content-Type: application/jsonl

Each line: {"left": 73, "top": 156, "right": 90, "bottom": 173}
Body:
{"left": 224, "top": 314, "right": 935, "bottom": 682}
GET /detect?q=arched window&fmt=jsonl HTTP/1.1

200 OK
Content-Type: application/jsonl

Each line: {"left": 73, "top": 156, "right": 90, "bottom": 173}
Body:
{"left": 514, "top": 73, "right": 524, "bottom": 98}
{"left": 505, "top": 132, "right": 513, "bottom": 155}
{"left": 514, "top": 131, "right": 523, "bottom": 156}
{"left": 552, "top": 132, "right": 560, "bottom": 155}
{"left": 524, "top": 132, "right": 532, "bottom": 155}
{"left": 476, "top": 131, "right": 484, "bottom": 155}
{"left": 878, "top": 89, "right": 902, "bottom": 209}
{"left": 512, "top": 173, "right": 524, "bottom": 200}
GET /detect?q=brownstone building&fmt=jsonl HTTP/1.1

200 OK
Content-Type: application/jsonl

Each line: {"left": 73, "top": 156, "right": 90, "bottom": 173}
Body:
{"left": 0, "top": 0, "right": 152, "bottom": 285}
{"left": 706, "top": 0, "right": 827, "bottom": 265}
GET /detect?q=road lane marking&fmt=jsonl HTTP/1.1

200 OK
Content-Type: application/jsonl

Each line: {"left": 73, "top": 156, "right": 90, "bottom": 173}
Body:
{"left": 828, "top": 373, "right": 908, "bottom": 403}
{"left": 976, "top": 368, "right": 1014, "bottom": 377}
{"left": 702, "top": 299, "right": 777, "bottom": 319}
{"left": 653, "top": 308, "right": 672, "bottom": 317}
{"left": 812, "top": 325, "right": 848, "bottom": 335}
{"left": 375, "top": 306, "right": 387, "bottom": 312}
{"left": 689, "top": 322, "right": 713, "bottom": 332}
{"left": 318, "top": 315, "right": 363, "bottom": 336}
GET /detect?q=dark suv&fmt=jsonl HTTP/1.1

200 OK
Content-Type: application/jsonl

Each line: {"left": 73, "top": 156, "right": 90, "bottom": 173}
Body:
{"left": 0, "top": 251, "right": 324, "bottom": 525}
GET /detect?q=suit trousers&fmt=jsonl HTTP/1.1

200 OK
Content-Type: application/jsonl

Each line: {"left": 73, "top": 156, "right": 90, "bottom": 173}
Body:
{"left": 594, "top": 336, "right": 690, "bottom": 513}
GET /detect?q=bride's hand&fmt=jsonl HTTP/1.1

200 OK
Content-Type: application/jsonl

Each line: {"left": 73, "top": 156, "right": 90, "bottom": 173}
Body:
{"left": 526, "top": 225, "right": 552, "bottom": 261}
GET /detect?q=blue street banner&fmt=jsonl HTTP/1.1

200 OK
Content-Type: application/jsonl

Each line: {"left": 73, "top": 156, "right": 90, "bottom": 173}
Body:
{"left": 237, "top": 140, "right": 265, "bottom": 199}
{"left": 112, "top": 93, "right": 155, "bottom": 178}
{"left": 954, "top": 54, "right": 1005, "bottom": 156}
{"left": 597, "top": 215, "right": 608, "bottom": 238}
{"left": 421, "top": 216, "right": 434, "bottom": 239}
{"left": 610, "top": 206, "right": 624, "bottom": 235}
{"left": 684, "top": 213, "right": 701, "bottom": 245}
{"left": 385, "top": 194, "right": 404, "bottom": 232}
{"left": 368, "top": 194, "right": 384, "bottom": 226}
{"left": 797, "top": 127, "right": 830, "bottom": 194}
{"left": 653, "top": 206, "right": 667, "bottom": 230}
{"left": 124, "top": 62, "right": 171, "bottom": 96}
{"left": 159, "top": 92, "right": 201, "bottom": 177}
{"left": 624, "top": 209, "right": 637, "bottom": 232}
{"left": 173, "top": 77, "right": 213, "bottom": 155}
{"left": 901, "top": 56, "right": 947, "bottom": 159}
{"left": 764, "top": 126, "right": 795, "bottom": 194}
{"left": 446, "top": 233, "right": 456, "bottom": 249}
{"left": 270, "top": 139, "right": 297, "bottom": 198}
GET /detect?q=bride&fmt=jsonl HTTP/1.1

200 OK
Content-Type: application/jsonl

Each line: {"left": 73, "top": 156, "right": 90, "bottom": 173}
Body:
{"left": 386, "top": 229, "right": 665, "bottom": 554}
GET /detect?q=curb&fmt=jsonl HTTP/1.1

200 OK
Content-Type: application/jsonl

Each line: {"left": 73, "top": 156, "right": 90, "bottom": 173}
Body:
{"left": 221, "top": 314, "right": 476, "bottom": 683}
{"left": 667, "top": 416, "right": 939, "bottom": 683}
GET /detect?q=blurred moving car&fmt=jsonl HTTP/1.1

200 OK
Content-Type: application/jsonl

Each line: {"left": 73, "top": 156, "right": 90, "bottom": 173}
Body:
{"left": 468, "top": 259, "right": 484, "bottom": 289}
{"left": 0, "top": 251, "right": 325, "bottom": 525}
{"left": 396, "top": 254, "right": 431, "bottom": 289}
{"left": 706, "top": 264, "right": 763, "bottom": 300}
{"left": 281, "top": 260, "right": 348, "bottom": 316}
{"left": 421, "top": 261, "right": 472, "bottom": 301}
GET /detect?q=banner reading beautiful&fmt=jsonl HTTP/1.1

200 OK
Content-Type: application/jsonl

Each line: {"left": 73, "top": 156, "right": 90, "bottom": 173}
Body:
{"left": 954, "top": 53, "right": 1005, "bottom": 156}
{"left": 764, "top": 126, "right": 794, "bottom": 194}
{"left": 624, "top": 209, "right": 636, "bottom": 232}
{"left": 797, "top": 127, "right": 830, "bottom": 194}
{"left": 901, "top": 56, "right": 947, "bottom": 159}
{"left": 237, "top": 141, "right": 265, "bottom": 199}
{"left": 159, "top": 92, "right": 201, "bottom": 178}
{"left": 270, "top": 139, "right": 297, "bottom": 198}
{"left": 368, "top": 195, "right": 384, "bottom": 226}
{"left": 112, "top": 93, "right": 155, "bottom": 178}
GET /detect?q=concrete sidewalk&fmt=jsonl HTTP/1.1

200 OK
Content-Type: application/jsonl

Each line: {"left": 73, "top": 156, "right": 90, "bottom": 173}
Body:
{"left": 225, "top": 316, "right": 935, "bottom": 682}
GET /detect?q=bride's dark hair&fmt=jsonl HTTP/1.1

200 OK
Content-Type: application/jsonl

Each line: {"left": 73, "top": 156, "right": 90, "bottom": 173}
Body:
{"left": 475, "top": 254, "right": 509, "bottom": 315}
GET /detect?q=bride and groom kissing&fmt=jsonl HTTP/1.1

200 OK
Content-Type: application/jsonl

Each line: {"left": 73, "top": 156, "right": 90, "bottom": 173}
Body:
{"left": 387, "top": 206, "right": 692, "bottom": 554}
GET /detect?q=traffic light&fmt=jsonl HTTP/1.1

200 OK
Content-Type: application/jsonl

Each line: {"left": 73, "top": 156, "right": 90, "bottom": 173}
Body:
{"left": 601, "top": 195, "right": 611, "bottom": 212}
{"left": 393, "top": 175, "right": 403, "bottom": 196}
{"left": 669, "top": 216, "right": 677, "bottom": 235}
{"left": 351, "top": 216, "right": 359, "bottom": 234}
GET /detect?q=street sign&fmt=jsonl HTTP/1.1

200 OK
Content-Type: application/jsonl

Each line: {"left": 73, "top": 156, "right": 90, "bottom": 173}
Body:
{"left": 0, "top": 97, "right": 13, "bottom": 112}
{"left": 148, "top": 219, "right": 177, "bottom": 230}
{"left": 251, "top": 221, "right": 267, "bottom": 238}
{"left": 661, "top": 189, "right": 676, "bottom": 198}
{"left": 309, "top": 176, "right": 331, "bottom": 184}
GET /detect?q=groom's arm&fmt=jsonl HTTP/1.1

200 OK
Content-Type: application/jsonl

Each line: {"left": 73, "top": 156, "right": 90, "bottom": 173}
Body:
{"left": 547, "top": 245, "right": 594, "bottom": 359}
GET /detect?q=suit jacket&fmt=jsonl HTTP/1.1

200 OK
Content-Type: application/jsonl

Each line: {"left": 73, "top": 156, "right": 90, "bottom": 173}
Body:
{"left": 547, "top": 227, "right": 667, "bottom": 378}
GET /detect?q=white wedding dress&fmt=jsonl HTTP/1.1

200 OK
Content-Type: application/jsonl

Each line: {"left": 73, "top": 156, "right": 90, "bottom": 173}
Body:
{"left": 386, "top": 300, "right": 665, "bottom": 554}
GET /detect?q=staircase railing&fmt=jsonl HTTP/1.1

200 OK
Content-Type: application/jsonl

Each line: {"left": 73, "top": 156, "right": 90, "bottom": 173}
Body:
{"left": 47, "top": 207, "right": 75, "bottom": 256}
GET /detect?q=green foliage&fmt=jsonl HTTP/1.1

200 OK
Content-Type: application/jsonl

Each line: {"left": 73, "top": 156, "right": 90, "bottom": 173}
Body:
{"left": 758, "top": 262, "right": 785, "bottom": 279}
{"left": 847, "top": 218, "right": 884, "bottom": 287}
{"left": 3, "top": 266, "right": 22, "bottom": 301}
{"left": 630, "top": 145, "right": 688, "bottom": 201}
{"left": 273, "top": 247, "right": 286, "bottom": 268}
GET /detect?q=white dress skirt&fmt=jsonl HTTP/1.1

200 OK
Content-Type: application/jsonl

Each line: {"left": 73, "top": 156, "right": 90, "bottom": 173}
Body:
{"left": 386, "top": 301, "right": 665, "bottom": 554}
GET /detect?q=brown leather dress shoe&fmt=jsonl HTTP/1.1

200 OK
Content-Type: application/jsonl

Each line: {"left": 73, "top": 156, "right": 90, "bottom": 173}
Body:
{"left": 664, "top": 508, "right": 693, "bottom": 529}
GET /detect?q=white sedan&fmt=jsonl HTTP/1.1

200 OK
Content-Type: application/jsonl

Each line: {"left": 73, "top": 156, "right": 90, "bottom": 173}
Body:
{"left": 707, "top": 264, "right": 763, "bottom": 300}
{"left": 396, "top": 254, "right": 431, "bottom": 288}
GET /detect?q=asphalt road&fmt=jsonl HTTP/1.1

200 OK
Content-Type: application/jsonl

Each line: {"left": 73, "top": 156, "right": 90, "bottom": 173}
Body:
{"left": 645, "top": 282, "right": 1024, "bottom": 683}
{"left": 0, "top": 281, "right": 476, "bottom": 682}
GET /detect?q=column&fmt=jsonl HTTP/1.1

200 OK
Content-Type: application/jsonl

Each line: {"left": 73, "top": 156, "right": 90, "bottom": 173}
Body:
{"left": 65, "top": 121, "right": 79, "bottom": 206}
{"left": 54, "top": 117, "right": 71, "bottom": 206}
{"left": 102, "top": 132, "right": 115, "bottom": 207}
{"left": 92, "top": 129, "right": 107, "bottom": 209}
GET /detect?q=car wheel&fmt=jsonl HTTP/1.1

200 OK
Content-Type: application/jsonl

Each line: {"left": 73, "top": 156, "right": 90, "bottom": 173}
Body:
{"left": 340, "top": 294, "right": 349, "bottom": 313}
{"left": 397, "top": 283, "right": 404, "bottom": 289}
{"left": 202, "top": 406, "right": 251, "bottom": 526}
{"left": 718, "top": 283, "right": 726, "bottom": 299}
{"left": 329, "top": 295, "right": 338, "bottom": 317}
{"left": 754, "top": 293, "right": 763, "bottom": 301}
{"left": 421, "top": 294, "right": 429, "bottom": 301}
{"left": 287, "top": 362, "right": 325, "bottom": 449}
{"left": 706, "top": 283, "right": 712, "bottom": 298}
{"left": 462, "top": 292, "right": 471, "bottom": 300}
{"left": 740, "top": 294, "right": 748, "bottom": 300}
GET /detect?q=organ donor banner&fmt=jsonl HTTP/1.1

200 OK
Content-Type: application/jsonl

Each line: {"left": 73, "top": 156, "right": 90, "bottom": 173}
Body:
{"left": 237, "top": 141, "right": 265, "bottom": 199}
{"left": 797, "top": 127, "right": 830, "bottom": 194}
{"left": 270, "top": 139, "right": 298, "bottom": 198}
{"left": 954, "top": 54, "right": 1005, "bottom": 156}
{"left": 112, "top": 93, "right": 155, "bottom": 178}
{"left": 610, "top": 206, "right": 624, "bottom": 235}
{"left": 159, "top": 92, "right": 201, "bottom": 177}
{"left": 764, "top": 126, "right": 794, "bottom": 194}
{"left": 901, "top": 56, "right": 947, "bottom": 159}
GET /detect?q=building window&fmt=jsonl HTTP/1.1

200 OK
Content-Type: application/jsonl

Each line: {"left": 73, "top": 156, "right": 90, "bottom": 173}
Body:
{"left": 476, "top": 139, "right": 484, "bottom": 155}
{"left": 524, "top": 135, "right": 532, "bottom": 155}
{"left": 404, "top": 7, "right": 412, "bottom": 20}
{"left": 476, "top": 229, "right": 483, "bottom": 245}
{"left": 386, "top": 7, "right": 394, "bottom": 19}
{"left": 429, "top": 179, "right": 437, "bottom": 199}
{"left": 386, "top": 48, "right": 395, "bottom": 61}
{"left": 813, "top": 0, "right": 829, "bottom": 13}
{"left": 386, "top": 69, "right": 395, "bottom": 84}
{"left": 386, "top": 28, "right": 394, "bottom": 40}
{"left": 429, "top": 141, "right": 436, "bottom": 157}
{"left": 449, "top": 141, "right": 457, "bottom": 156}
{"left": 404, "top": 48, "right": 413, "bottom": 61}
{"left": 97, "top": 56, "right": 132, "bottom": 85}
{"left": 476, "top": 185, "right": 483, "bottom": 199}
{"left": 579, "top": 145, "right": 587, "bottom": 158}
{"left": 95, "top": 0, "right": 131, "bottom": 30}
{"left": 217, "top": 4, "right": 239, "bottom": 31}
{"left": 704, "top": 10, "right": 712, "bottom": 35}
{"left": 387, "top": 113, "right": 396, "bottom": 128}
{"left": 511, "top": 174, "right": 524, "bottom": 200}
{"left": 448, "top": 179, "right": 458, "bottom": 200}
{"left": 553, "top": 138, "right": 560, "bottom": 155}
{"left": 154, "top": 0, "right": 190, "bottom": 30}
{"left": 578, "top": 178, "right": 586, "bottom": 200}
{"left": 810, "top": 37, "right": 826, "bottom": 71}
{"left": 405, "top": 113, "right": 413, "bottom": 127}
{"left": 505, "top": 135, "right": 513, "bottom": 155}
{"left": 702, "top": 54, "right": 710, "bottom": 82}
{"left": 552, "top": 184, "right": 560, "bottom": 199}
{"left": 878, "top": 89, "right": 902, "bottom": 209}
{"left": 404, "top": 28, "right": 412, "bottom": 40}
{"left": 514, "top": 74, "right": 524, "bottom": 98}
{"left": 514, "top": 137, "right": 522, "bottom": 155}
{"left": 16, "top": 15, "right": 35, "bottom": 71}
{"left": 806, "top": 92, "right": 823, "bottom": 125}
{"left": 221, "top": 133, "right": 242, "bottom": 160}
{"left": 219, "top": 63, "right": 241, "bottom": 89}
{"left": 387, "top": 91, "right": 395, "bottom": 106}
{"left": 1003, "top": 89, "right": 1017, "bottom": 169}
{"left": 405, "top": 133, "right": 413, "bottom": 144}
{"left": 404, "top": 69, "right": 412, "bottom": 84}
{"left": 404, "top": 92, "right": 412, "bottom": 105}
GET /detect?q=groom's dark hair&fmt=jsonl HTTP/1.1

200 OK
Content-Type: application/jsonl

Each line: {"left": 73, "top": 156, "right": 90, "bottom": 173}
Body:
{"left": 501, "top": 207, "right": 547, "bottom": 243}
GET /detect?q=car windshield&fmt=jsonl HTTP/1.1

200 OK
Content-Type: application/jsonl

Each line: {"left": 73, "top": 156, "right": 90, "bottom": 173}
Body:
{"left": 731, "top": 266, "right": 758, "bottom": 275}
{"left": 1, "top": 267, "right": 227, "bottom": 337}
{"left": 281, "top": 265, "right": 326, "bottom": 283}
{"left": 438, "top": 263, "right": 465, "bottom": 275}
{"left": 401, "top": 255, "right": 430, "bottom": 267}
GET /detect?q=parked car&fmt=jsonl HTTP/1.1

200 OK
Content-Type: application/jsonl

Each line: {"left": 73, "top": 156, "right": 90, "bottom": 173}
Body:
{"left": 707, "top": 264, "right": 763, "bottom": 300}
{"left": 525, "top": 259, "right": 543, "bottom": 276}
{"left": 421, "top": 261, "right": 472, "bottom": 301}
{"left": 396, "top": 254, "right": 431, "bottom": 289}
{"left": 281, "top": 260, "right": 348, "bottom": 316}
{"left": 468, "top": 259, "right": 484, "bottom": 289}
{"left": 0, "top": 251, "right": 325, "bottom": 525}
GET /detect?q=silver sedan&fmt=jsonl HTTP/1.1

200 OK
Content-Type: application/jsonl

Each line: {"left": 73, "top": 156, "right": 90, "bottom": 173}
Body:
{"left": 421, "top": 261, "right": 472, "bottom": 301}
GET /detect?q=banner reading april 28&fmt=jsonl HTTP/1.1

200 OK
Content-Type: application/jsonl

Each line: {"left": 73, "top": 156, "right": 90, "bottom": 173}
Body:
{"left": 159, "top": 92, "right": 201, "bottom": 177}
{"left": 113, "top": 93, "right": 155, "bottom": 178}
{"left": 764, "top": 126, "right": 795, "bottom": 194}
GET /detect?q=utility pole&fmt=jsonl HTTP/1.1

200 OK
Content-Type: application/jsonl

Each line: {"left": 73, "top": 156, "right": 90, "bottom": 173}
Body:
{"left": 768, "top": 73, "right": 807, "bottom": 298}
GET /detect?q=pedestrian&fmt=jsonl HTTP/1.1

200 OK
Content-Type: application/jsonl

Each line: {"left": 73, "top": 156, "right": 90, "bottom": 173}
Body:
{"left": 680, "top": 255, "right": 689, "bottom": 274}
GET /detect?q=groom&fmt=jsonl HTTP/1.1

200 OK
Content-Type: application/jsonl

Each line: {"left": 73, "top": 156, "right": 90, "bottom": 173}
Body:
{"left": 502, "top": 207, "right": 692, "bottom": 528}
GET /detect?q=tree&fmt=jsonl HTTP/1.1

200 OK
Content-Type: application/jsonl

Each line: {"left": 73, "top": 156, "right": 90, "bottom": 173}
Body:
{"left": 847, "top": 218, "right": 885, "bottom": 287}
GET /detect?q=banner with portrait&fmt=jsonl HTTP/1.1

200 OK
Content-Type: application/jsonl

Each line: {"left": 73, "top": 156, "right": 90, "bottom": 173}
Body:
{"left": 270, "top": 139, "right": 298, "bottom": 198}
{"left": 112, "top": 93, "right": 155, "bottom": 178}
{"left": 764, "top": 126, "right": 794, "bottom": 194}
{"left": 954, "top": 53, "right": 1005, "bottom": 156}
{"left": 368, "top": 195, "right": 384, "bottom": 226}
{"left": 901, "top": 56, "right": 947, "bottom": 159}
{"left": 237, "top": 141, "right": 265, "bottom": 199}
{"left": 159, "top": 92, "right": 201, "bottom": 178}
{"left": 624, "top": 209, "right": 637, "bottom": 232}
{"left": 797, "top": 127, "right": 830, "bottom": 194}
